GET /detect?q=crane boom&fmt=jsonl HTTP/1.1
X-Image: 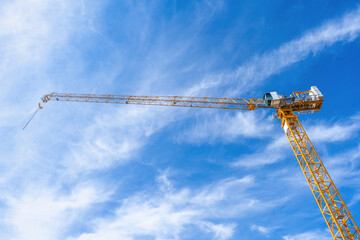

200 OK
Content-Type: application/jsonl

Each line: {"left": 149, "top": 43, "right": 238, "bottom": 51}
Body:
{"left": 41, "top": 93, "right": 267, "bottom": 110}
{"left": 38, "top": 86, "right": 359, "bottom": 240}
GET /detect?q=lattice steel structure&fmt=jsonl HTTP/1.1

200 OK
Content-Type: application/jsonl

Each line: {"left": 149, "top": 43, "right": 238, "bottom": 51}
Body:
{"left": 278, "top": 108, "right": 359, "bottom": 240}
{"left": 39, "top": 87, "right": 359, "bottom": 240}
{"left": 41, "top": 93, "right": 267, "bottom": 110}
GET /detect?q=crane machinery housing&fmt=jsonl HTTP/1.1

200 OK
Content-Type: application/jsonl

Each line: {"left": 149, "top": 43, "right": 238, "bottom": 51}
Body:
{"left": 38, "top": 86, "right": 359, "bottom": 240}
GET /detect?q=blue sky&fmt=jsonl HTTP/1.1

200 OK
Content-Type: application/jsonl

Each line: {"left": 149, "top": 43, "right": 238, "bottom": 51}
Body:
{"left": 1, "top": 0, "right": 360, "bottom": 239}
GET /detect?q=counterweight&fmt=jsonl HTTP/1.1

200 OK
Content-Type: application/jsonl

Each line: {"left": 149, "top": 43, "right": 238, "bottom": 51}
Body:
{"left": 38, "top": 87, "right": 359, "bottom": 240}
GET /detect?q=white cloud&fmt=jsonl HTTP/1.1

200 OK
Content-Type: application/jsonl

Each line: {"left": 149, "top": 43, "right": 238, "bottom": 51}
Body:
{"left": 190, "top": 5, "right": 360, "bottom": 96}
{"left": 232, "top": 134, "right": 288, "bottom": 168}
{"left": 62, "top": 106, "right": 181, "bottom": 175}
{"left": 233, "top": 151, "right": 283, "bottom": 168}
{"left": 232, "top": 113, "right": 360, "bottom": 168}
{"left": 0, "top": 1, "right": 113, "bottom": 239}
{"left": 177, "top": 111, "right": 274, "bottom": 144}
{"left": 0, "top": 0, "right": 84, "bottom": 84}
{"left": 308, "top": 124, "right": 356, "bottom": 142}
{"left": 0, "top": 0, "right": 106, "bottom": 185}
{"left": 0, "top": 6, "right": 231, "bottom": 240}
{"left": 306, "top": 115, "right": 360, "bottom": 142}
{"left": 3, "top": 182, "right": 111, "bottom": 240}
{"left": 251, "top": 224, "right": 274, "bottom": 236}
{"left": 70, "top": 175, "right": 284, "bottom": 240}
{"left": 322, "top": 144, "right": 360, "bottom": 186}
{"left": 282, "top": 229, "right": 330, "bottom": 240}
{"left": 0, "top": 0, "right": 104, "bottom": 129}
{"left": 157, "top": 168, "right": 174, "bottom": 192}
{"left": 74, "top": 195, "right": 199, "bottom": 240}
{"left": 199, "top": 221, "right": 235, "bottom": 240}
{"left": 190, "top": 176, "right": 256, "bottom": 209}
{"left": 349, "top": 190, "right": 360, "bottom": 206}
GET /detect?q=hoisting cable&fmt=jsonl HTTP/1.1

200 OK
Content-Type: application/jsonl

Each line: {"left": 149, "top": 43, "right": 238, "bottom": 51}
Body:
{"left": 22, "top": 104, "right": 41, "bottom": 130}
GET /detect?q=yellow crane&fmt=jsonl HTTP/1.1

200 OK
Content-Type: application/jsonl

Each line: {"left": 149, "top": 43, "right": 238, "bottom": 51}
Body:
{"left": 38, "top": 86, "right": 359, "bottom": 240}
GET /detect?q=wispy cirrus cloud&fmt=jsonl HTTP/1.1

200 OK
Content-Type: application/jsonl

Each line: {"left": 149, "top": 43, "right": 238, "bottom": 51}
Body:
{"left": 0, "top": 0, "right": 106, "bottom": 185}
{"left": 0, "top": 1, "right": 112, "bottom": 239}
{"left": 323, "top": 144, "right": 360, "bottom": 186}
{"left": 190, "top": 5, "right": 360, "bottom": 96}
{"left": 62, "top": 106, "right": 181, "bottom": 174}
{"left": 177, "top": 111, "right": 274, "bottom": 144}
{"left": 0, "top": 0, "right": 104, "bottom": 128}
{"left": 2, "top": 182, "right": 111, "bottom": 240}
{"left": 231, "top": 137, "right": 288, "bottom": 168}
{"left": 282, "top": 229, "right": 330, "bottom": 240}
{"left": 0, "top": 4, "right": 228, "bottom": 239}
{"left": 251, "top": 224, "right": 278, "bottom": 236}
{"left": 306, "top": 114, "right": 360, "bottom": 142}
{"left": 55, "top": 0, "right": 228, "bottom": 176}
{"left": 70, "top": 175, "right": 284, "bottom": 240}
{"left": 232, "top": 113, "right": 360, "bottom": 168}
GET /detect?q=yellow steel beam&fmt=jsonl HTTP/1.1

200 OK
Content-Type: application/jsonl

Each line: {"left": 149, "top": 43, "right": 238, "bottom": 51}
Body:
{"left": 277, "top": 108, "right": 360, "bottom": 240}
{"left": 41, "top": 93, "right": 268, "bottom": 111}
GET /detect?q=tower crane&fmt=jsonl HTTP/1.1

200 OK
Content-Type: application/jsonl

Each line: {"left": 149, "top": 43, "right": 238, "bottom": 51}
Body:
{"left": 38, "top": 86, "right": 359, "bottom": 240}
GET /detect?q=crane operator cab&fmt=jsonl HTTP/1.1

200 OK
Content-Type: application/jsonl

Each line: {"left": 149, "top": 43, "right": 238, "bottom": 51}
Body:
{"left": 263, "top": 91, "right": 282, "bottom": 107}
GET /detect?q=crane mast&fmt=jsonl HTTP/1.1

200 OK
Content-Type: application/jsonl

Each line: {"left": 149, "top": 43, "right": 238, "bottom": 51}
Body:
{"left": 39, "top": 87, "right": 359, "bottom": 240}
{"left": 278, "top": 108, "right": 359, "bottom": 240}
